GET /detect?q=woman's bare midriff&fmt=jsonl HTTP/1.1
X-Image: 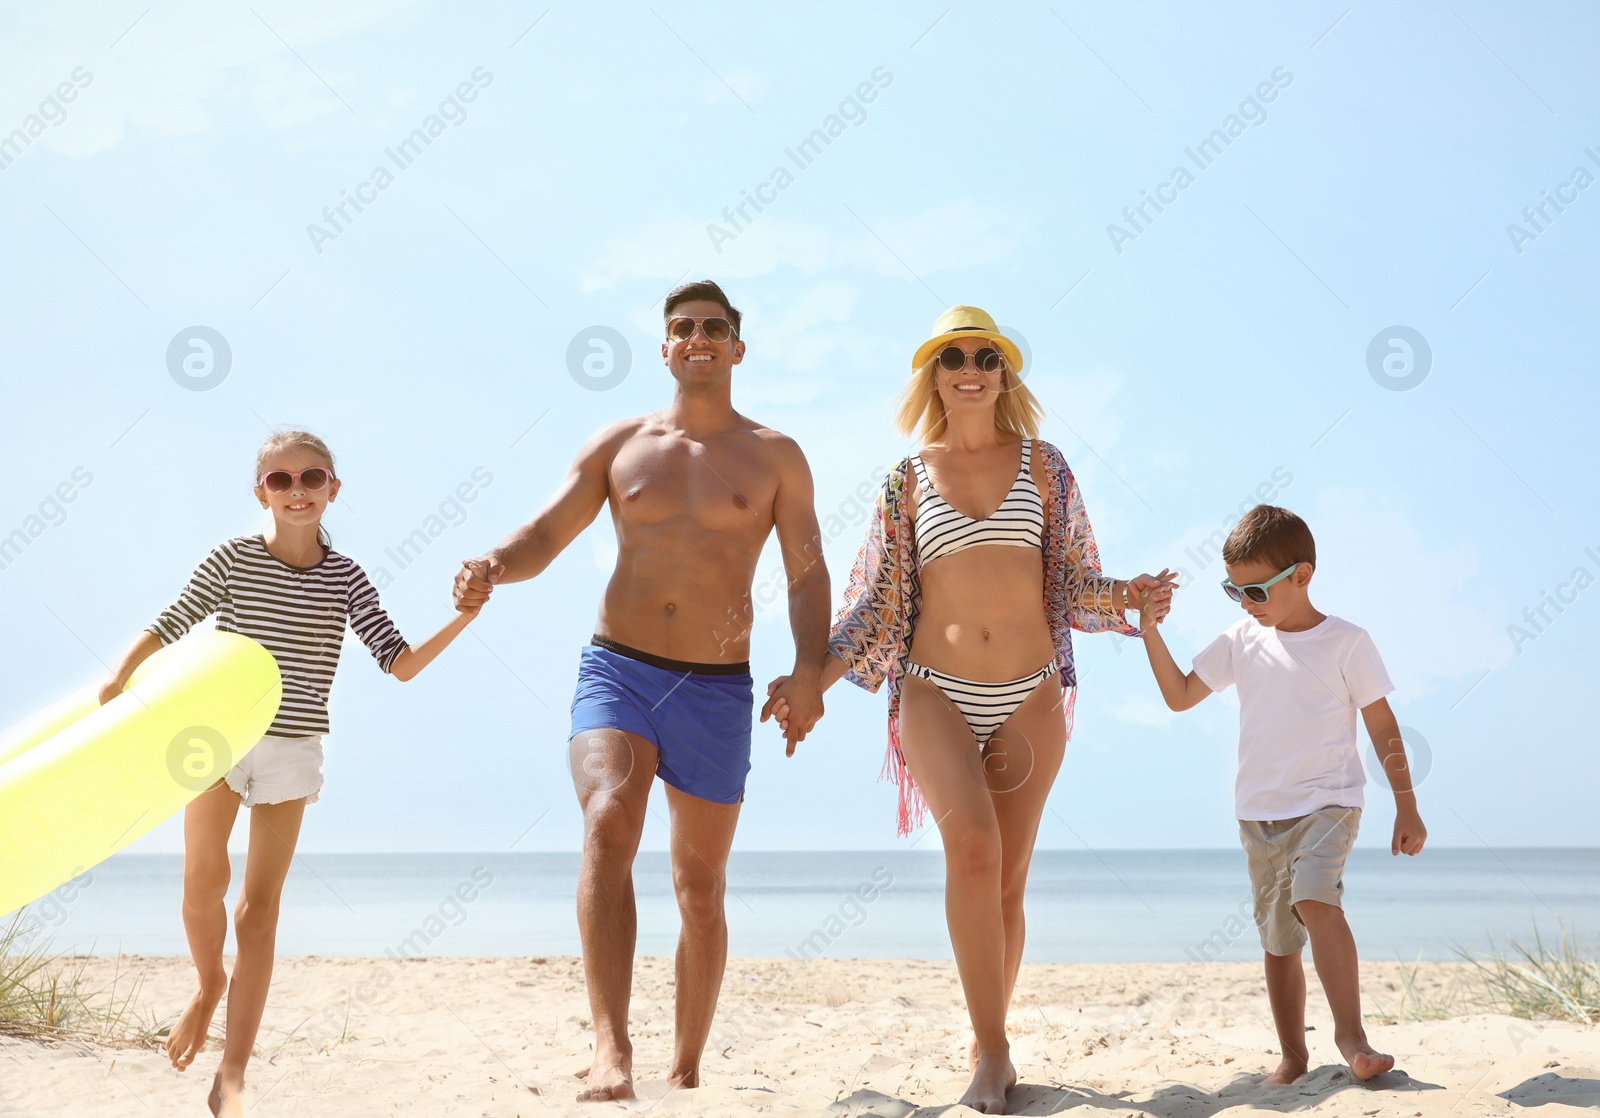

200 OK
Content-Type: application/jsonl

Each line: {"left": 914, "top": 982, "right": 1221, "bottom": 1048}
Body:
{"left": 907, "top": 545, "right": 1055, "bottom": 680}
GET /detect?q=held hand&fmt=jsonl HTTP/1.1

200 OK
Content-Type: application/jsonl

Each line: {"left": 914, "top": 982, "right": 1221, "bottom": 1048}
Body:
{"left": 762, "top": 674, "right": 820, "bottom": 756}
{"left": 777, "top": 676, "right": 824, "bottom": 756}
{"left": 1392, "top": 809, "right": 1427, "bottom": 856}
{"left": 761, "top": 677, "right": 796, "bottom": 740}
{"left": 759, "top": 675, "right": 790, "bottom": 724}
{"left": 1129, "top": 568, "right": 1178, "bottom": 625}
{"left": 454, "top": 556, "right": 504, "bottom": 615}
{"left": 773, "top": 701, "right": 791, "bottom": 736}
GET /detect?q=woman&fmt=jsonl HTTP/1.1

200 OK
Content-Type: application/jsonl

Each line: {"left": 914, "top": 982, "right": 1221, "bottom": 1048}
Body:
{"left": 766, "top": 306, "right": 1172, "bottom": 1112}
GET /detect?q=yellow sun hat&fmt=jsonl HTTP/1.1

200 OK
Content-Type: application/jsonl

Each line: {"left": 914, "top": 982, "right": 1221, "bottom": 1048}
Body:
{"left": 911, "top": 305, "right": 1024, "bottom": 375}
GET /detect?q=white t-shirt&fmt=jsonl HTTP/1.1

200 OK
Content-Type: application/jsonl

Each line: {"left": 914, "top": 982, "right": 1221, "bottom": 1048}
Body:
{"left": 1191, "top": 615, "right": 1393, "bottom": 821}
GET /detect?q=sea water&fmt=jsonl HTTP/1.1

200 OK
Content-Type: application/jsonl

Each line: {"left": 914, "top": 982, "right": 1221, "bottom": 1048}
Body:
{"left": 13, "top": 849, "right": 1597, "bottom": 963}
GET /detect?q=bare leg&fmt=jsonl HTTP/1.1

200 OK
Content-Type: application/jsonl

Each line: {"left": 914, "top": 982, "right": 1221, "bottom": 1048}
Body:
{"left": 168, "top": 781, "right": 241, "bottom": 1074}
{"left": 664, "top": 784, "right": 740, "bottom": 1091}
{"left": 962, "top": 678, "right": 1068, "bottom": 1071}
{"left": 1297, "top": 900, "right": 1394, "bottom": 1079}
{"left": 570, "top": 730, "right": 656, "bottom": 1103}
{"left": 1262, "top": 949, "right": 1309, "bottom": 1085}
{"left": 986, "top": 678, "right": 1068, "bottom": 1019}
{"left": 212, "top": 797, "right": 306, "bottom": 1117}
{"left": 898, "top": 676, "right": 1014, "bottom": 1115}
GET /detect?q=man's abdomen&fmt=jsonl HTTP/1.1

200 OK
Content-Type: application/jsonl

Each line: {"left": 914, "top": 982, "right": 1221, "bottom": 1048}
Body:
{"left": 596, "top": 537, "right": 764, "bottom": 665}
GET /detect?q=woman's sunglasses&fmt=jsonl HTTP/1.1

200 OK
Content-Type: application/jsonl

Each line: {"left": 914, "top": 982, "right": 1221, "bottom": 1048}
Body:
{"left": 1221, "top": 563, "right": 1299, "bottom": 604}
{"left": 258, "top": 467, "right": 334, "bottom": 493}
{"left": 938, "top": 345, "right": 1005, "bottom": 374}
{"left": 666, "top": 316, "right": 737, "bottom": 343}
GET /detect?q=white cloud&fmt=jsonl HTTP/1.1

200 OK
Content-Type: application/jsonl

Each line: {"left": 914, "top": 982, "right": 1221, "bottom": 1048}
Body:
{"left": 1031, "top": 365, "right": 1148, "bottom": 549}
{"left": 1307, "top": 487, "right": 1511, "bottom": 698}
{"left": 863, "top": 202, "right": 1024, "bottom": 278}
{"left": 577, "top": 202, "right": 1024, "bottom": 291}
{"left": 1039, "top": 367, "right": 1128, "bottom": 456}
{"left": 592, "top": 216, "right": 709, "bottom": 292}
{"left": 708, "top": 71, "right": 764, "bottom": 108}
{"left": 741, "top": 279, "right": 892, "bottom": 397}
{"left": 749, "top": 281, "right": 856, "bottom": 362}
{"left": 1103, "top": 687, "right": 1179, "bottom": 728}
{"left": 1098, "top": 642, "right": 1241, "bottom": 735}
{"left": 1148, "top": 463, "right": 1299, "bottom": 594}
{"left": 244, "top": 55, "right": 352, "bottom": 134}
{"left": 1, "top": 1, "right": 421, "bottom": 159}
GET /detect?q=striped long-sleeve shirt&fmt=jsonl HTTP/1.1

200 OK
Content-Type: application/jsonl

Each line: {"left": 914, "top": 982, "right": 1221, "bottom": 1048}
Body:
{"left": 149, "top": 535, "right": 408, "bottom": 737}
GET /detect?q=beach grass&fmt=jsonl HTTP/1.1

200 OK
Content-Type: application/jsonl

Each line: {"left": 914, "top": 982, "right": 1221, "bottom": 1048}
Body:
{"left": 1458, "top": 925, "right": 1600, "bottom": 1024}
{"left": 0, "top": 911, "right": 158, "bottom": 1046}
{"left": 1372, "top": 957, "right": 1471, "bottom": 1022}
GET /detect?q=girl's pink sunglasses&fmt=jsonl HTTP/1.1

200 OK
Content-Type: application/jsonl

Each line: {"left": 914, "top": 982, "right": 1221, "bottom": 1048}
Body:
{"left": 258, "top": 467, "right": 334, "bottom": 493}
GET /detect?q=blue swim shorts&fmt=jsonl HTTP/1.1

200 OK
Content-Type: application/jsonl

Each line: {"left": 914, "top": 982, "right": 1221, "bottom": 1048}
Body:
{"left": 568, "top": 636, "right": 754, "bottom": 804}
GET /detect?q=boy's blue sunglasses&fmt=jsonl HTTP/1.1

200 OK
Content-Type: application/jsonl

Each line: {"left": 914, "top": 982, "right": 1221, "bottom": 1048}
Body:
{"left": 1221, "top": 563, "right": 1299, "bottom": 604}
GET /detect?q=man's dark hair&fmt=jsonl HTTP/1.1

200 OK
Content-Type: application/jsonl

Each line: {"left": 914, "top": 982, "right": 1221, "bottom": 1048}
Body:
{"left": 1223, "top": 505, "right": 1317, "bottom": 571}
{"left": 663, "top": 279, "right": 742, "bottom": 335}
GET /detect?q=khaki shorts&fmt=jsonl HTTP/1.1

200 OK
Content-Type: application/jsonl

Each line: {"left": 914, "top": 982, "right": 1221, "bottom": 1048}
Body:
{"left": 1238, "top": 806, "right": 1360, "bottom": 955}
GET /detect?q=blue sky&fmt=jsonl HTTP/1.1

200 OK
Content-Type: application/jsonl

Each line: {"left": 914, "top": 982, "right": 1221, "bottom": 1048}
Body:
{"left": 2, "top": 2, "right": 1595, "bottom": 855}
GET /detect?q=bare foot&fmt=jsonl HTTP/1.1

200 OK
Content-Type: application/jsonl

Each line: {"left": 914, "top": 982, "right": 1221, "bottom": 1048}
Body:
{"left": 1264, "top": 1055, "right": 1309, "bottom": 1086}
{"left": 958, "top": 1050, "right": 1017, "bottom": 1115}
{"left": 666, "top": 1067, "right": 699, "bottom": 1091}
{"left": 1340, "top": 1037, "right": 1395, "bottom": 1080}
{"left": 576, "top": 1060, "right": 635, "bottom": 1103}
{"left": 167, "top": 983, "right": 225, "bottom": 1072}
{"left": 208, "top": 1071, "right": 244, "bottom": 1117}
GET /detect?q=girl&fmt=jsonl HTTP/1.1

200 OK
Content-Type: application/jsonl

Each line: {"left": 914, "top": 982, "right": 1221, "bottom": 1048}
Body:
{"left": 99, "top": 429, "right": 478, "bottom": 1116}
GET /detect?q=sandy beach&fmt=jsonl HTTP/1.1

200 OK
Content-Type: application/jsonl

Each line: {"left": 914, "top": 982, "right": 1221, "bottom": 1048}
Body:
{"left": 2, "top": 956, "right": 1595, "bottom": 1116}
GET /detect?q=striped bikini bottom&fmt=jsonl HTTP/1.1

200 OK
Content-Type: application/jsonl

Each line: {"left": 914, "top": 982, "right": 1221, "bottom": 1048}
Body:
{"left": 904, "top": 660, "right": 1060, "bottom": 746}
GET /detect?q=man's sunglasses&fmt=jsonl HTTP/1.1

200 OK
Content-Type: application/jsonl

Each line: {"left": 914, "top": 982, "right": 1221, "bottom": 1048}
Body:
{"left": 666, "top": 316, "right": 737, "bottom": 343}
{"left": 1221, "top": 563, "right": 1299, "bottom": 604}
{"left": 258, "top": 467, "right": 334, "bottom": 493}
{"left": 938, "top": 345, "right": 1005, "bottom": 374}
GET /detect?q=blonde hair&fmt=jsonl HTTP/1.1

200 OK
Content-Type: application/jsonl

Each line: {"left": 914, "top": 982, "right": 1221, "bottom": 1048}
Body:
{"left": 255, "top": 428, "right": 337, "bottom": 549}
{"left": 893, "top": 356, "right": 1044, "bottom": 444}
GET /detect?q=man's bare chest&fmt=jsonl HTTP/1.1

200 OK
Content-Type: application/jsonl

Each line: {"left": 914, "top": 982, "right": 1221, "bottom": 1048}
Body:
{"left": 609, "top": 439, "right": 776, "bottom": 533}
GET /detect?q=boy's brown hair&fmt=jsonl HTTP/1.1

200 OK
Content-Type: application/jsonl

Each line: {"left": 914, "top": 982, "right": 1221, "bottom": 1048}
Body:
{"left": 1223, "top": 505, "right": 1317, "bottom": 570}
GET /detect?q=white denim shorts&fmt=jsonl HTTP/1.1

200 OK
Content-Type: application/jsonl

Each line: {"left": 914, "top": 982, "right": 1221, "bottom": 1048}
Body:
{"left": 224, "top": 734, "right": 325, "bottom": 808}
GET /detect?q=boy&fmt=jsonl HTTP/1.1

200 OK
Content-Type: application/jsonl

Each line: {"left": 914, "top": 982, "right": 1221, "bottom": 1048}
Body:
{"left": 1137, "top": 505, "right": 1426, "bottom": 1085}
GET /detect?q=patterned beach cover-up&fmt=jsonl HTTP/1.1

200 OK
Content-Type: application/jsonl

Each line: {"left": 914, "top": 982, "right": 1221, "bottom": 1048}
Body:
{"left": 827, "top": 439, "right": 1138, "bottom": 836}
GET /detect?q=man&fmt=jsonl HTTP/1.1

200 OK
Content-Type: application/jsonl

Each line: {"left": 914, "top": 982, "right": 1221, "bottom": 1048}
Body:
{"left": 453, "top": 280, "right": 828, "bottom": 1101}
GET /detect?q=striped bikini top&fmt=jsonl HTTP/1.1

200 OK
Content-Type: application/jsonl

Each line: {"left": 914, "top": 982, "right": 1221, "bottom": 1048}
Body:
{"left": 911, "top": 439, "right": 1045, "bottom": 565}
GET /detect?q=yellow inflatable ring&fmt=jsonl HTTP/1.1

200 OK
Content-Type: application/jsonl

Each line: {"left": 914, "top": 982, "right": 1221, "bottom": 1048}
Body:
{"left": 0, "top": 631, "right": 281, "bottom": 917}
